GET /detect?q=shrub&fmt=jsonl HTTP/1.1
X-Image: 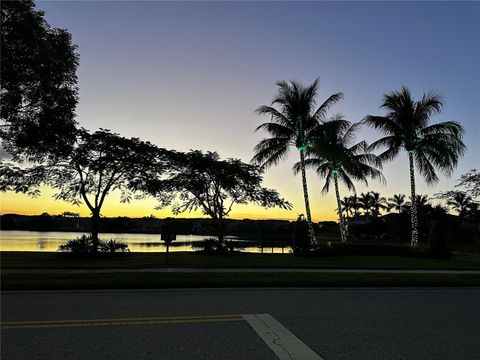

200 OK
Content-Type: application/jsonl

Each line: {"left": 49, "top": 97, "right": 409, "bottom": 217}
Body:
{"left": 291, "top": 215, "right": 310, "bottom": 255}
{"left": 58, "top": 235, "right": 94, "bottom": 254}
{"left": 192, "top": 238, "right": 244, "bottom": 254}
{"left": 58, "top": 235, "right": 130, "bottom": 254}
{"left": 99, "top": 239, "right": 130, "bottom": 253}
{"left": 428, "top": 221, "right": 451, "bottom": 259}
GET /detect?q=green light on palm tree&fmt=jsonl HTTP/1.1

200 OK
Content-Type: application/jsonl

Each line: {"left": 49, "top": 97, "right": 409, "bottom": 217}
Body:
{"left": 252, "top": 78, "right": 344, "bottom": 248}
{"left": 297, "top": 143, "right": 308, "bottom": 151}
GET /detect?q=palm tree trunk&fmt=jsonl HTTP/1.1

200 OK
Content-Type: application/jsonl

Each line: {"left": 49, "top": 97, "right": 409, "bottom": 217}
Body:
{"left": 334, "top": 174, "right": 347, "bottom": 242}
{"left": 408, "top": 152, "right": 419, "bottom": 247}
{"left": 299, "top": 150, "right": 317, "bottom": 246}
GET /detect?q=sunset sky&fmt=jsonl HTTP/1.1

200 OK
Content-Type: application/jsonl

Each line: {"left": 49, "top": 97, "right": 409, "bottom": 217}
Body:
{"left": 1, "top": 1, "right": 479, "bottom": 222}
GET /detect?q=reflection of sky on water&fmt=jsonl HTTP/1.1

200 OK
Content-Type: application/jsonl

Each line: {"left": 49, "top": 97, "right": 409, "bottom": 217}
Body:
{"left": 0, "top": 230, "right": 290, "bottom": 253}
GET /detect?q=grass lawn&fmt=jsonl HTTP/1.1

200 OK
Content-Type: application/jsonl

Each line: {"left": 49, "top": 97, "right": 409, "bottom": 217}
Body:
{"left": 3, "top": 271, "right": 480, "bottom": 291}
{"left": 2, "top": 251, "right": 480, "bottom": 270}
{"left": 3, "top": 251, "right": 479, "bottom": 290}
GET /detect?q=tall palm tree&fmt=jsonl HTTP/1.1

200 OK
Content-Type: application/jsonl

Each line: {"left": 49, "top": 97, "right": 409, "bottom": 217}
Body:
{"left": 359, "top": 192, "right": 374, "bottom": 220}
{"left": 294, "top": 120, "right": 384, "bottom": 242}
{"left": 350, "top": 194, "right": 361, "bottom": 217}
{"left": 253, "top": 79, "right": 343, "bottom": 245}
{"left": 364, "top": 86, "right": 465, "bottom": 246}
{"left": 340, "top": 196, "right": 354, "bottom": 218}
{"left": 414, "top": 194, "right": 430, "bottom": 207}
{"left": 447, "top": 191, "right": 474, "bottom": 217}
{"left": 370, "top": 191, "right": 388, "bottom": 217}
{"left": 388, "top": 193, "right": 406, "bottom": 213}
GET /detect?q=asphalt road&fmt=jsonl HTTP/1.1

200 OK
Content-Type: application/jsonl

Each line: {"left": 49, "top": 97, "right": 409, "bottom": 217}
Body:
{"left": 2, "top": 288, "right": 480, "bottom": 360}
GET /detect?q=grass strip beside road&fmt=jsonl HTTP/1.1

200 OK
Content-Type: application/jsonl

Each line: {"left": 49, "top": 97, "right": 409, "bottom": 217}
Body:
{"left": 3, "top": 271, "right": 480, "bottom": 291}
{"left": 2, "top": 251, "right": 480, "bottom": 270}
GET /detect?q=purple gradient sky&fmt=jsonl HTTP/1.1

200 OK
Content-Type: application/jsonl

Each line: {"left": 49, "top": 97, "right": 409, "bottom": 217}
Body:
{"left": 3, "top": 1, "right": 479, "bottom": 220}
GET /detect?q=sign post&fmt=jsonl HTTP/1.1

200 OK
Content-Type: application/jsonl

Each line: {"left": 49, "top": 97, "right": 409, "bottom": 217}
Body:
{"left": 161, "top": 225, "right": 176, "bottom": 266}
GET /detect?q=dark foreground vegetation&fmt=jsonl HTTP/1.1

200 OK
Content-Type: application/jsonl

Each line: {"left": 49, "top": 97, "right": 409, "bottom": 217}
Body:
{"left": 2, "top": 251, "right": 479, "bottom": 270}
{"left": 3, "top": 251, "right": 480, "bottom": 290}
{"left": 3, "top": 271, "right": 480, "bottom": 291}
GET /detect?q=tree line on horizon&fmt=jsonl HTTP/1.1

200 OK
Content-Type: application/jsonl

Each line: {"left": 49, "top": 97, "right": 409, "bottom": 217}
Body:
{"left": 1, "top": 1, "right": 477, "bottom": 254}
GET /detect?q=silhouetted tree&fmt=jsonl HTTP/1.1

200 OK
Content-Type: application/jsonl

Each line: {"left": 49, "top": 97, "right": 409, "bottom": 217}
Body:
{"left": 340, "top": 196, "right": 354, "bottom": 218}
{"left": 294, "top": 120, "right": 384, "bottom": 242}
{"left": 436, "top": 170, "right": 480, "bottom": 222}
{"left": 155, "top": 151, "right": 292, "bottom": 245}
{"left": 370, "top": 192, "right": 388, "bottom": 218}
{"left": 364, "top": 86, "right": 465, "bottom": 246}
{"left": 1, "top": 0, "right": 79, "bottom": 161}
{"left": 253, "top": 78, "right": 343, "bottom": 246}
{"left": 388, "top": 194, "right": 406, "bottom": 213}
{"left": 349, "top": 194, "right": 362, "bottom": 217}
{"left": 456, "top": 169, "right": 480, "bottom": 199}
{"left": 446, "top": 192, "right": 475, "bottom": 217}
{"left": 1, "top": 129, "right": 170, "bottom": 252}
{"left": 359, "top": 192, "right": 374, "bottom": 220}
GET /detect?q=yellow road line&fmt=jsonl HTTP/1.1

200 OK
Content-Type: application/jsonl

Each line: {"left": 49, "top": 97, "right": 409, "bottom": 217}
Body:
{"left": 1, "top": 314, "right": 244, "bottom": 330}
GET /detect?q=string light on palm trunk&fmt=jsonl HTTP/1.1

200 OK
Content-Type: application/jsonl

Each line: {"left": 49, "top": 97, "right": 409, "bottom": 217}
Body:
{"left": 333, "top": 170, "right": 348, "bottom": 243}
{"left": 408, "top": 151, "right": 419, "bottom": 247}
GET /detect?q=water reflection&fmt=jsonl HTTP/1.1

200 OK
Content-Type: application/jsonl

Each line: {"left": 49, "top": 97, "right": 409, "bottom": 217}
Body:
{"left": 0, "top": 230, "right": 290, "bottom": 253}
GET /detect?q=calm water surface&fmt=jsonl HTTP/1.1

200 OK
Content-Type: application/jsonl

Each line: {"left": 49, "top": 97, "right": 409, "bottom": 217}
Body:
{"left": 0, "top": 230, "right": 289, "bottom": 253}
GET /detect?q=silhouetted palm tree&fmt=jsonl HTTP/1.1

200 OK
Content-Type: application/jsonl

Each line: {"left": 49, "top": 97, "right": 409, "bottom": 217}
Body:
{"left": 364, "top": 86, "right": 465, "bottom": 246}
{"left": 405, "top": 194, "right": 430, "bottom": 217}
{"left": 370, "top": 191, "right": 388, "bottom": 217}
{"left": 350, "top": 194, "right": 361, "bottom": 217}
{"left": 447, "top": 192, "right": 474, "bottom": 217}
{"left": 414, "top": 194, "right": 430, "bottom": 207}
{"left": 294, "top": 120, "right": 384, "bottom": 242}
{"left": 359, "top": 192, "right": 374, "bottom": 220}
{"left": 388, "top": 193, "right": 406, "bottom": 213}
{"left": 253, "top": 79, "right": 343, "bottom": 245}
{"left": 340, "top": 196, "right": 354, "bottom": 218}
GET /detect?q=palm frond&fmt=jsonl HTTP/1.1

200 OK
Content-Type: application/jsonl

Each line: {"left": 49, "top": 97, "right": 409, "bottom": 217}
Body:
{"left": 420, "top": 121, "right": 464, "bottom": 137}
{"left": 362, "top": 116, "right": 400, "bottom": 135}
{"left": 251, "top": 138, "right": 290, "bottom": 167}
{"left": 415, "top": 91, "right": 443, "bottom": 126}
{"left": 292, "top": 158, "right": 327, "bottom": 175}
{"left": 321, "top": 170, "right": 333, "bottom": 194}
{"left": 255, "top": 122, "right": 293, "bottom": 137}
{"left": 255, "top": 106, "right": 293, "bottom": 128}
{"left": 312, "top": 93, "right": 344, "bottom": 121}
{"left": 338, "top": 168, "right": 356, "bottom": 192}
{"left": 414, "top": 151, "right": 439, "bottom": 185}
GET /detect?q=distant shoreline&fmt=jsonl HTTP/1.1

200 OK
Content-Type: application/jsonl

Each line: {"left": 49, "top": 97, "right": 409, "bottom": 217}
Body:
{"left": 0, "top": 214, "right": 297, "bottom": 241}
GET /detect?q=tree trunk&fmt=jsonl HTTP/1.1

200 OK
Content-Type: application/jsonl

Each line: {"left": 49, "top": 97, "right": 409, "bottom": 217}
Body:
{"left": 217, "top": 218, "right": 225, "bottom": 246}
{"left": 91, "top": 210, "right": 100, "bottom": 253}
{"left": 408, "top": 152, "right": 419, "bottom": 247}
{"left": 299, "top": 150, "right": 317, "bottom": 246}
{"left": 165, "top": 244, "right": 170, "bottom": 266}
{"left": 334, "top": 174, "right": 347, "bottom": 242}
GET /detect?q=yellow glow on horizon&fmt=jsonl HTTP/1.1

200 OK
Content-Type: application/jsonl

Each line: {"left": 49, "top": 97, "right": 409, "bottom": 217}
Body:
{"left": 0, "top": 187, "right": 338, "bottom": 222}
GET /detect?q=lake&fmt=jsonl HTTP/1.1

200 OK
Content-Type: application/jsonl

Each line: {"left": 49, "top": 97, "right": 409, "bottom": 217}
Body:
{"left": 0, "top": 230, "right": 289, "bottom": 253}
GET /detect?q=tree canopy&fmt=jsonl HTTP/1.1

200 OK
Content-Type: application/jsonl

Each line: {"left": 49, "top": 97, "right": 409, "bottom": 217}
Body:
{"left": 364, "top": 86, "right": 465, "bottom": 184}
{"left": 252, "top": 79, "right": 343, "bottom": 167}
{"left": 1, "top": 129, "right": 172, "bottom": 249}
{"left": 1, "top": 0, "right": 79, "bottom": 160}
{"left": 295, "top": 119, "right": 384, "bottom": 193}
{"left": 154, "top": 150, "right": 292, "bottom": 243}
